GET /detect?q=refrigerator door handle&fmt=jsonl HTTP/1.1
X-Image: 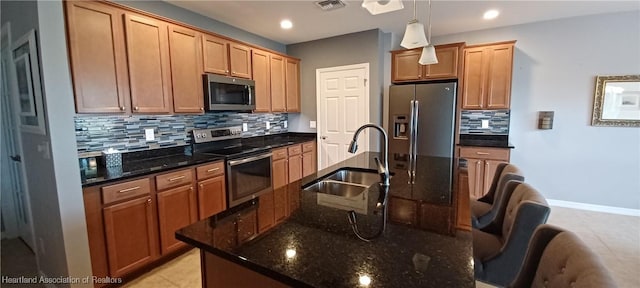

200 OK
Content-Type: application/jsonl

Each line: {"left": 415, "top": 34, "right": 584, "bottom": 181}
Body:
{"left": 411, "top": 100, "right": 419, "bottom": 184}
{"left": 408, "top": 100, "right": 416, "bottom": 184}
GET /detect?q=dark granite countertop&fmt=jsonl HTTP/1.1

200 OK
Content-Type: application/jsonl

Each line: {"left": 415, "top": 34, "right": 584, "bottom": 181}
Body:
{"left": 176, "top": 152, "right": 474, "bottom": 288}
{"left": 80, "top": 133, "right": 316, "bottom": 187}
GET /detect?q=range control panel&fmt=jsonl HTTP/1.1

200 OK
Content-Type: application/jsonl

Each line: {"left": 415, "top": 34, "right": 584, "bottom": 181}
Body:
{"left": 192, "top": 126, "right": 242, "bottom": 143}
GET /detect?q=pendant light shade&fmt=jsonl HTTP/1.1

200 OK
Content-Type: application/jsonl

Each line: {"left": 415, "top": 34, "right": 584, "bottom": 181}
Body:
{"left": 362, "top": 0, "right": 404, "bottom": 15}
{"left": 419, "top": 45, "right": 438, "bottom": 65}
{"left": 400, "top": 20, "right": 428, "bottom": 49}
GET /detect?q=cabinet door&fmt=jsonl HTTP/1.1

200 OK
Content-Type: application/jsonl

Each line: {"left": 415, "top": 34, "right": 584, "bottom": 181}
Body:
{"left": 302, "top": 152, "right": 315, "bottom": 177}
{"left": 483, "top": 160, "right": 508, "bottom": 197}
{"left": 466, "top": 158, "right": 485, "bottom": 199}
{"left": 124, "top": 13, "right": 172, "bottom": 113}
{"left": 197, "top": 176, "right": 226, "bottom": 220}
{"left": 392, "top": 49, "right": 422, "bottom": 82}
{"left": 388, "top": 197, "right": 418, "bottom": 225}
{"left": 462, "top": 47, "right": 486, "bottom": 109}
{"left": 157, "top": 185, "right": 197, "bottom": 254}
{"left": 257, "top": 191, "right": 274, "bottom": 233}
{"left": 272, "top": 158, "right": 288, "bottom": 190}
{"left": 103, "top": 196, "right": 157, "bottom": 277}
{"left": 486, "top": 44, "right": 513, "bottom": 109}
{"left": 168, "top": 25, "right": 204, "bottom": 113}
{"left": 202, "top": 34, "right": 229, "bottom": 75}
{"left": 66, "top": 1, "right": 129, "bottom": 113}
{"left": 252, "top": 50, "right": 271, "bottom": 112}
{"left": 456, "top": 172, "right": 471, "bottom": 230}
{"left": 237, "top": 210, "right": 257, "bottom": 244}
{"left": 270, "top": 55, "right": 286, "bottom": 112}
{"left": 285, "top": 58, "right": 300, "bottom": 112}
{"left": 229, "top": 42, "right": 252, "bottom": 79}
{"left": 426, "top": 45, "right": 459, "bottom": 79}
{"left": 273, "top": 187, "right": 288, "bottom": 223}
{"left": 288, "top": 154, "right": 302, "bottom": 183}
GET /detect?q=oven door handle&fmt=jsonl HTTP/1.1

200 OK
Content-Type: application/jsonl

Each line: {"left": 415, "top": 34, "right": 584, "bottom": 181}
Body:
{"left": 227, "top": 153, "right": 272, "bottom": 166}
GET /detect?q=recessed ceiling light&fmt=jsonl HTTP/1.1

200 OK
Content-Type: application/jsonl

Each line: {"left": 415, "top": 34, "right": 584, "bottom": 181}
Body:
{"left": 483, "top": 9, "right": 499, "bottom": 20}
{"left": 280, "top": 19, "right": 293, "bottom": 29}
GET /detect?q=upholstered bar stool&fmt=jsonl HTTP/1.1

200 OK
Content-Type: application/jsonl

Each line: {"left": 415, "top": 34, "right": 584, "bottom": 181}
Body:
{"left": 509, "top": 224, "right": 617, "bottom": 288}
{"left": 472, "top": 163, "right": 524, "bottom": 229}
{"left": 473, "top": 181, "right": 550, "bottom": 287}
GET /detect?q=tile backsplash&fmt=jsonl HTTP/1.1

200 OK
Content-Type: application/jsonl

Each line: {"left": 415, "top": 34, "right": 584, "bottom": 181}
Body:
{"left": 459, "top": 110, "right": 510, "bottom": 134}
{"left": 75, "top": 112, "right": 287, "bottom": 156}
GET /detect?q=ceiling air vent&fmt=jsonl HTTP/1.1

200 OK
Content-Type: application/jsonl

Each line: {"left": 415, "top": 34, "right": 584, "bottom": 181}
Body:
{"left": 315, "top": 0, "right": 346, "bottom": 11}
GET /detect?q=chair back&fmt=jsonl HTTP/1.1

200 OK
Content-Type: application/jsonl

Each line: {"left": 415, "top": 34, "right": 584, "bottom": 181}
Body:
{"left": 502, "top": 183, "right": 549, "bottom": 239}
{"left": 510, "top": 224, "right": 617, "bottom": 288}
{"left": 483, "top": 163, "right": 524, "bottom": 203}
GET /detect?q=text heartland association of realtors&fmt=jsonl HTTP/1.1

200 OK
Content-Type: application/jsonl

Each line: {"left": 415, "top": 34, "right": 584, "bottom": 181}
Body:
{"left": 1, "top": 275, "right": 122, "bottom": 284}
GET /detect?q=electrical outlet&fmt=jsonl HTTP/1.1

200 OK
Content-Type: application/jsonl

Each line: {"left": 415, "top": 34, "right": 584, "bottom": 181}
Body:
{"left": 481, "top": 120, "right": 490, "bottom": 129}
{"left": 310, "top": 121, "right": 317, "bottom": 129}
{"left": 284, "top": 120, "right": 288, "bottom": 129}
{"left": 145, "top": 128, "right": 155, "bottom": 141}
{"left": 242, "top": 123, "right": 248, "bottom": 132}
{"left": 265, "top": 121, "right": 271, "bottom": 129}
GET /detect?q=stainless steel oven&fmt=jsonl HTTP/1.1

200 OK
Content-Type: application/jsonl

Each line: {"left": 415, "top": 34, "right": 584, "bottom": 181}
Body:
{"left": 226, "top": 152, "right": 272, "bottom": 208}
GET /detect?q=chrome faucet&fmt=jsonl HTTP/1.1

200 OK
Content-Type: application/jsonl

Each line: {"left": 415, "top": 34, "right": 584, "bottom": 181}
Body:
{"left": 348, "top": 124, "right": 390, "bottom": 187}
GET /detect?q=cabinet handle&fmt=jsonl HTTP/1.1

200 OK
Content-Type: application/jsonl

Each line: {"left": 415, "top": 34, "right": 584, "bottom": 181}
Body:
{"left": 200, "top": 107, "right": 204, "bottom": 111}
{"left": 168, "top": 175, "right": 186, "bottom": 182}
{"left": 118, "top": 186, "right": 140, "bottom": 193}
{"left": 134, "top": 106, "right": 139, "bottom": 111}
{"left": 207, "top": 167, "right": 220, "bottom": 173}
{"left": 225, "top": 70, "right": 229, "bottom": 73}
{"left": 476, "top": 152, "right": 490, "bottom": 155}
{"left": 120, "top": 106, "right": 125, "bottom": 111}
{"left": 147, "top": 198, "right": 151, "bottom": 204}
{"left": 199, "top": 184, "right": 204, "bottom": 189}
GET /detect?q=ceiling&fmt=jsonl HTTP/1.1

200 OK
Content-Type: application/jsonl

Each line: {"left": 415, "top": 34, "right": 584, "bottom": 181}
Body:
{"left": 164, "top": 1, "right": 640, "bottom": 45}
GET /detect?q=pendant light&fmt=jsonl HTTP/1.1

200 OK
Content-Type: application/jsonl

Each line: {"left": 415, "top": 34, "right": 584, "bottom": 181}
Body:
{"left": 419, "top": 0, "right": 438, "bottom": 64}
{"left": 362, "top": 0, "right": 404, "bottom": 15}
{"left": 400, "top": 0, "right": 428, "bottom": 49}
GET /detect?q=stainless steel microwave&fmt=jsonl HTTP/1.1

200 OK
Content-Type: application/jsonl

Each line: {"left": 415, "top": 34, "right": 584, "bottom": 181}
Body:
{"left": 203, "top": 73, "right": 255, "bottom": 111}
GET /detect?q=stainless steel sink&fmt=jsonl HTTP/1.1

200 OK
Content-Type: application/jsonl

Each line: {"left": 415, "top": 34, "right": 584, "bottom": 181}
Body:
{"left": 324, "top": 169, "right": 380, "bottom": 187}
{"left": 304, "top": 180, "right": 367, "bottom": 198}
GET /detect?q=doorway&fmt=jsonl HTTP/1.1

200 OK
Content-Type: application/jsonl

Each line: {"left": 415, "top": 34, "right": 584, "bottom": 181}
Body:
{"left": 316, "top": 63, "right": 370, "bottom": 169}
{"left": 1, "top": 22, "right": 35, "bottom": 251}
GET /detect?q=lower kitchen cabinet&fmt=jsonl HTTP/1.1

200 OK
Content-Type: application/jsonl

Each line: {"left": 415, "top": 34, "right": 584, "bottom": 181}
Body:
{"left": 156, "top": 184, "right": 197, "bottom": 254}
{"left": 237, "top": 209, "right": 258, "bottom": 244}
{"left": 197, "top": 175, "right": 226, "bottom": 220}
{"left": 103, "top": 195, "right": 158, "bottom": 278}
{"left": 272, "top": 147, "right": 289, "bottom": 190}
{"left": 460, "top": 147, "right": 510, "bottom": 199}
{"left": 288, "top": 145, "right": 302, "bottom": 183}
{"left": 274, "top": 187, "right": 288, "bottom": 224}
{"left": 258, "top": 191, "right": 275, "bottom": 233}
{"left": 302, "top": 141, "right": 316, "bottom": 177}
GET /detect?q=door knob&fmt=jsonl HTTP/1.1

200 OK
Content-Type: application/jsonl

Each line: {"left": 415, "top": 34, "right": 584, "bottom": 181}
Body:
{"left": 321, "top": 136, "right": 327, "bottom": 140}
{"left": 10, "top": 155, "right": 21, "bottom": 162}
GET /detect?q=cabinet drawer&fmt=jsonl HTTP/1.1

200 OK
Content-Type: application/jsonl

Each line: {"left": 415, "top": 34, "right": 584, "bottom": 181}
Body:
{"left": 288, "top": 144, "right": 302, "bottom": 156}
{"left": 302, "top": 141, "right": 315, "bottom": 152}
{"left": 102, "top": 178, "right": 151, "bottom": 205}
{"left": 156, "top": 169, "right": 193, "bottom": 191}
{"left": 272, "top": 148, "right": 288, "bottom": 160}
{"left": 459, "top": 147, "right": 510, "bottom": 161}
{"left": 196, "top": 161, "right": 225, "bottom": 180}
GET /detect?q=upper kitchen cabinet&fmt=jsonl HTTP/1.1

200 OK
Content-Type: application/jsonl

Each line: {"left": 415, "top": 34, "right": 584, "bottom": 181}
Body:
{"left": 168, "top": 25, "right": 204, "bottom": 113}
{"left": 391, "top": 42, "right": 464, "bottom": 83}
{"left": 285, "top": 58, "right": 301, "bottom": 112}
{"left": 229, "top": 42, "right": 252, "bottom": 79}
{"left": 124, "top": 13, "right": 173, "bottom": 114}
{"left": 251, "top": 49, "right": 271, "bottom": 113}
{"left": 65, "top": 1, "right": 130, "bottom": 113}
{"left": 202, "top": 35, "right": 251, "bottom": 79}
{"left": 270, "top": 54, "right": 286, "bottom": 112}
{"left": 462, "top": 41, "right": 515, "bottom": 110}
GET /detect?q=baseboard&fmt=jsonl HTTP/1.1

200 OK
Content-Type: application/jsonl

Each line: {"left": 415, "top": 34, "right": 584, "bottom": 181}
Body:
{"left": 547, "top": 199, "right": 640, "bottom": 217}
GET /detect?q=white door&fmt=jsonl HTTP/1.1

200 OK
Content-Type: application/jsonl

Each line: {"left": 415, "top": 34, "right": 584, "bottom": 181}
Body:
{"left": 0, "top": 23, "right": 35, "bottom": 251}
{"left": 316, "top": 63, "right": 369, "bottom": 169}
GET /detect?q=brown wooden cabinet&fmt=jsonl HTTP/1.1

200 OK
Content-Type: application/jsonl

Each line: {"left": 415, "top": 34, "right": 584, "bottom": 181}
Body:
{"left": 460, "top": 146, "right": 510, "bottom": 199}
{"left": 202, "top": 34, "right": 230, "bottom": 75}
{"left": 103, "top": 195, "right": 157, "bottom": 277}
{"left": 456, "top": 171, "right": 471, "bottom": 231}
{"left": 252, "top": 49, "right": 272, "bottom": 112}
{"left": 229, "top": 42, "right": 252, "bottom": 79}
{"left": 236, "top": 209, "right": 257, "bottom": 244}
{"left": 65, "top": 1, "right": 129, "bottom": 113}
{"left": 196, "top": 161, "right": 226, "bottom": 219}
{"left": 462, "top": 41, "right": 515, "bottom": 109}
{"left": 273, "top": 187, "right": 288, "bottom": 224}
{"left": 270, "top": 55, "right": 287, "bottom": 112}
{"left": 123, "top": 13, "right": 173, "bottom": 114}
{"left": 302, "top": 141, "right": 316, "bottom": 177}
{"left": 168, "top": 25, "right": 204, "bottom": 113}
{"left": 288, "top": 145, "right": 303, "bottom": 183}
{"left": 257, "top": 190, "right": 275, "bottom": 233}
{"left": 391, "top": 43, "right": 463, "bottom": 83}
{"left": 285, "top": 58, "right": 301, "bottom": 112}
{"left": 272, "top": 147, "right": 289, "bottom": 190}
{"left": 156, "top": 184, "right": 197, "bottom": 254}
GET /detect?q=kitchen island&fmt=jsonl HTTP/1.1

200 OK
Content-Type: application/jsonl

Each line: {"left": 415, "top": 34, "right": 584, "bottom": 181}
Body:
{"left": 176, "top": 152, "right": 473, "bottom": 287}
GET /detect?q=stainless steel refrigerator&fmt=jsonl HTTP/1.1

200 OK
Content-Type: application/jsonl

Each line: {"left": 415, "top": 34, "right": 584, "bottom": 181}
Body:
{"left": 388, "top": 82, "right": 457, "bottom": 204}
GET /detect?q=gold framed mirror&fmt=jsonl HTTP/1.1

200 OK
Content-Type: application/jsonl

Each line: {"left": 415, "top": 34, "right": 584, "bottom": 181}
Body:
{"left": 591, "top": 75, "right": 640, "bottom": 127}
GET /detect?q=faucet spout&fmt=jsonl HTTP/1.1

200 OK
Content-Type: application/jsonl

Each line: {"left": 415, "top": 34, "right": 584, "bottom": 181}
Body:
{"left": 348, "top": 124, "right": 390, "bottom": 187}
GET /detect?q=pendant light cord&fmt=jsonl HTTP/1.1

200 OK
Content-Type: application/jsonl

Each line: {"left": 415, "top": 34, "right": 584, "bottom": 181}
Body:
{"left": 413, "top": 0, "right": 417, "bottom": 20}
{"left": 427, "top": 0, "right": 432, "bottom": 43}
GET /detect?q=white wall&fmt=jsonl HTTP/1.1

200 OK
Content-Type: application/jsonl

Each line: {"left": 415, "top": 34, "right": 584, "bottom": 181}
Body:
{"left": 431, "top": 11, "right": 640, "bottom": 210}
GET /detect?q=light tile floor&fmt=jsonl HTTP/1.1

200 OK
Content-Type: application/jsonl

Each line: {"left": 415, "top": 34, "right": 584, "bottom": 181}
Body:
{"left": 2, "top": 206, "right": 638, "bottom": 287}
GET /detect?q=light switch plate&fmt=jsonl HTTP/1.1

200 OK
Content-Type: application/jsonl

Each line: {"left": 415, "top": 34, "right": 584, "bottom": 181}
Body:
{"left": 310, "top": 121, "right": 317, "bottom": 129}
{"left": 265, "top": 121, "right": 271, "bottom": 129}
{"left": 481, "top": 120, "right": 490, "bottom": 129}
{"left": 145, "top": 128, "right": 155, "bottom": 141}
{"left": 242, "top": 123, "right": 248, "bottom": 131}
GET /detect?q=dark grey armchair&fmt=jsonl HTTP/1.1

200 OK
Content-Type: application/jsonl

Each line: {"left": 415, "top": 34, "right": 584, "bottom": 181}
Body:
{"left": 472, "top": 163, "right": 524, "bottom": 229}
{"left": 509, "top": 224, "right": 617, "bottom": 288}
{"left": 473, "top": 181, "right": 550, "bottom": 287}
